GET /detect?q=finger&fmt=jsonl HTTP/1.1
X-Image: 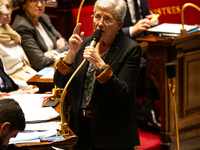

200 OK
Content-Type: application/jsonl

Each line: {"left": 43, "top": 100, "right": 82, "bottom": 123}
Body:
{"left": 80, "top": 32, "right": 84, "bottom": 40}
{"left": 70, "top": 37, "right": 82, "bottom": 46}
{"left": 145, "top": 15, "right": 153, "bottom": 19}
{"left": 73, "top": 23, "right": 82, "bottom": 35}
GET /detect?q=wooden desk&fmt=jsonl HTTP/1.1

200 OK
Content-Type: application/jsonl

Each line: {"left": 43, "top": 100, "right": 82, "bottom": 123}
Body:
{"left": 27, "top": 75, "right": 54, "bottom": 93}
{"left": 15, "top": 133, "right": 77, "bottom": 150}
{"left": 137, "top": 32, "right": 200, "bottom": 150}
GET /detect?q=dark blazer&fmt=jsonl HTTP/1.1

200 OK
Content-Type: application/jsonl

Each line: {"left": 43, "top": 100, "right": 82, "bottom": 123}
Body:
{"left": 0, "top": 59, "right": 18, "bottom": 92}
{"left": 12, "top": 11, "right": 70, "bottom": 71}
{"left": 122, "top": 0, "right": 151, "bottom": 38}
{"left": 54, "top": 29, "right": 141, "bottom": 149}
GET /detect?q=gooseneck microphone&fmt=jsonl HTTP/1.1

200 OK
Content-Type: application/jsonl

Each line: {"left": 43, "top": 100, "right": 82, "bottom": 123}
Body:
{"left": 166, "top": 62, "right": 176, "bottom": 78}
{"left": 58, "top": 30, "right": 102, "bottom": 133}
{"left": 166, "top": 63, "right": 176, "bottom": 94}
{"left": 89, "top": 30, "right": 102, "bottom": 47}
{"left": 165, "top": 62, "right": 179, "bottom": 150}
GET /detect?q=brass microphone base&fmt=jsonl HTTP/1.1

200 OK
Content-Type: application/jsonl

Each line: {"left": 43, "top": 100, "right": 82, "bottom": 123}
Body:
{"left": 51, "top": 87, "right": 62, "bottom": 100}
{"left": 58, "top": 123, "right": 71, "bottom": 136}
{"left": 180, "top": 29, "right": 187, "bottom": 36}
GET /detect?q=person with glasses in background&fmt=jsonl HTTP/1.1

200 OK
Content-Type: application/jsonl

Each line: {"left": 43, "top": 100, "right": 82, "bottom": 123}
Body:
{"left": 0, "top": 0, "right": 39, "bottom": 92}
{"left": 0, "top": 0, "right": 38, "bottom": 96}
{"left": 0, "top": 0, "right": 8, "bottom": 24}
{"left": 11, "top": 0, "right": 69, "bottom": 71}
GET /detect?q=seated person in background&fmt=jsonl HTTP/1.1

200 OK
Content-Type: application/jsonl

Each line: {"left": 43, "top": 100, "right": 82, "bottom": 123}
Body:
{"left": 0, "top": 98, "right": 25, "bottom": 149}
{"left": 12, "top": 0, "right": 69, "bottom": 71}
{"left": 0, "top": 0, "right": 8, "bottom": 23}
{"left": 0, "top": 58, "right": 36, "bottom": 99}
{"left": 0, "top": 0, "right": 38, "bottom": 91}
{"left": 11, "top": 0, "right": 17, "bottom": 8}
{"left": 54, "top": 0, "right": 141, "bottom": 149}
{"left": 122, "top": 0, "right": 161, "bottom": 130}
{"left": 0, "top": 0, "right": 36, "bottom": 95}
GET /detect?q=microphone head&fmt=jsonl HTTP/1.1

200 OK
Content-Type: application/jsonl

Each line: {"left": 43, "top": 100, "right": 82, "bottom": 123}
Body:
{"left": 165, "top": 63, "right": 176, "bottom": 78}
{"left": 92, "top": 30, "right": 102, "bottom": 43}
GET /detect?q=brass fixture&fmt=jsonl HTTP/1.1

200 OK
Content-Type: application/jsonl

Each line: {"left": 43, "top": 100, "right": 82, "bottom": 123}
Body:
{"left": 181, "top": 3, "right": 200, "bottom": 36}
{"left": 57, "top": 0, "right": 86, "bottom": 136}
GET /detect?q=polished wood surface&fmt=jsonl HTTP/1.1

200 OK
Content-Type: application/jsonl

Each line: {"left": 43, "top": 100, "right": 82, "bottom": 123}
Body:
{"left": 137, "top": 31, "right": 200, "bottom": 150}
{"left": 15, "top": 133, "right": 77, "bottom": 150}
{"left": 27, "top": 75, "right": 54, "bottom": 93}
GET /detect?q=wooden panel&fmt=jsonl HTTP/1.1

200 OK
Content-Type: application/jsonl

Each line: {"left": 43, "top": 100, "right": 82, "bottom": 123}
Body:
{"left": 137, "top": 32, "right": 200, "bottom": 150}
{"left": 183, "top": 50, "right": 200, "bottom": 116}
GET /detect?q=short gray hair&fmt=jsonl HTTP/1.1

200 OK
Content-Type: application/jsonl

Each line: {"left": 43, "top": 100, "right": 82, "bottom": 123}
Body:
{"left": 94, "top": 0, "right": 127, "bottom": 21}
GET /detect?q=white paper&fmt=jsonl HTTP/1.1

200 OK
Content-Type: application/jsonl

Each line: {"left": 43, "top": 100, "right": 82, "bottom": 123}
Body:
{"left": 147, "top": 23, "right": 199, "bottom": 34}
{"left": 40, "top": 69, "right": 54, "bottom": 79}
{"left": 5, "top": 94, "right": 59, "bottom": 122}
{"left": 9, "top": 129, "right": 57, "bottom": 144}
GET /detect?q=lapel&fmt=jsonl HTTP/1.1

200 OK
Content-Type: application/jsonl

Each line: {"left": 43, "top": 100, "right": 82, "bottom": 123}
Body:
{"left": 104, "top": 29, "right": 124, "bottom": 65}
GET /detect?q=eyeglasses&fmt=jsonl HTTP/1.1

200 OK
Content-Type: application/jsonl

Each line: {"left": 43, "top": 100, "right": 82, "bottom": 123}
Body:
{"left": 93, "top": 14, "right": 116, "bottom": 25}
{"left": 30, "top": 0, "right": 47, "bottom": 5}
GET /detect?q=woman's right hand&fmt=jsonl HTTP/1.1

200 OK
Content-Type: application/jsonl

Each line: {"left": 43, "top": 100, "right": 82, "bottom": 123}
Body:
{"left": 63, "top": 23, "right": 84, "bottom": 64}
{"left": 68, "top": 23, "right": 84, "bottom": 54}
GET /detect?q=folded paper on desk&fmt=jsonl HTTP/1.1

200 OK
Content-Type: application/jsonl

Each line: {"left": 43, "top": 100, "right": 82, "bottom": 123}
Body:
{"left": 10, "top": 122, "right": 61, "bottom": 144}
{"left": 37, "top": 67, "right": 54, "bottom": 76}
{"left": 5, "top": 94, "right": 59, "bottom": 122}
{"left": 40, "top": 69, "right": 54, "bottom": 79}
{"left": 147, "top": 23, "right": 199, "bottom": 35}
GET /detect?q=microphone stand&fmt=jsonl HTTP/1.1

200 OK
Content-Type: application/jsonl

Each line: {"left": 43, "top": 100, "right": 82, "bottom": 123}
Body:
{"left": 166, "top": 64, "right": 180, "bottom": 150}
{"left": 57, "top": 0, "right": 86, "bottom": 135}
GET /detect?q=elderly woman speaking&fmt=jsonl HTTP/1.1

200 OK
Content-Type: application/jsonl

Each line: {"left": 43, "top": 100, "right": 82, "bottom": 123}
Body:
{"left": 54, "top": 0, "right": 141, "bottom": 149}
{"left": 12, "top": 0, "right": 69, "bottom": 71}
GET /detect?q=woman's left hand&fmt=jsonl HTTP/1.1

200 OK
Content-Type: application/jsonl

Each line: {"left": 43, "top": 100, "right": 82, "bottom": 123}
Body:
{"left": 56, "top": 38, "right": 65, "bottom": 49}
{"left": 83, "top": 46, "right": 105, "bottom": 70}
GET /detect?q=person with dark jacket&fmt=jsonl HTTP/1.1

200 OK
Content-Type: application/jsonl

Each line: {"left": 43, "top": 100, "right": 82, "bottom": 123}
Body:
{"left": 122, "top": 0, "right": 161, "bottom": 129}
{"left": 54, "top": 0, "right": 141, "bottom": 149}
{"left": 12, "top": 0, "right": 69, "bottom": 71}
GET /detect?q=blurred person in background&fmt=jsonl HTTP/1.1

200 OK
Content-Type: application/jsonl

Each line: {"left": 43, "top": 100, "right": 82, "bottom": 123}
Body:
{"left": 122, "top": 0, "right": 161, "bottom": 130}
{"left": 0, "top": 0, "right": 38, "bottom": 91}
{"left": 0, "top": 98, "right": 25, "bottom": 149}
{"left": 0, "top": 0, "right": 37, "bottom": 95}
{"left": 12, "top": 0, "right": 69, "bottom": 71}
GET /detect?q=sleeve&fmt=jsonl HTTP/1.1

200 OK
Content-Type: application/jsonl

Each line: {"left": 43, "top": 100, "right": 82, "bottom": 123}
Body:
{"left": 53, "top": 58, "right": 73, "bottom": 88}
{"left": 122, "top": 26, "right": 131, "bottom": 37}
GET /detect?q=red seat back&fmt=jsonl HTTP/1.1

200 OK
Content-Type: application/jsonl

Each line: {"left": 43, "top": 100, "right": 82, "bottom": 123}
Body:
{"left": 71, "top": 5, "right": 94, "bottom": 38}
